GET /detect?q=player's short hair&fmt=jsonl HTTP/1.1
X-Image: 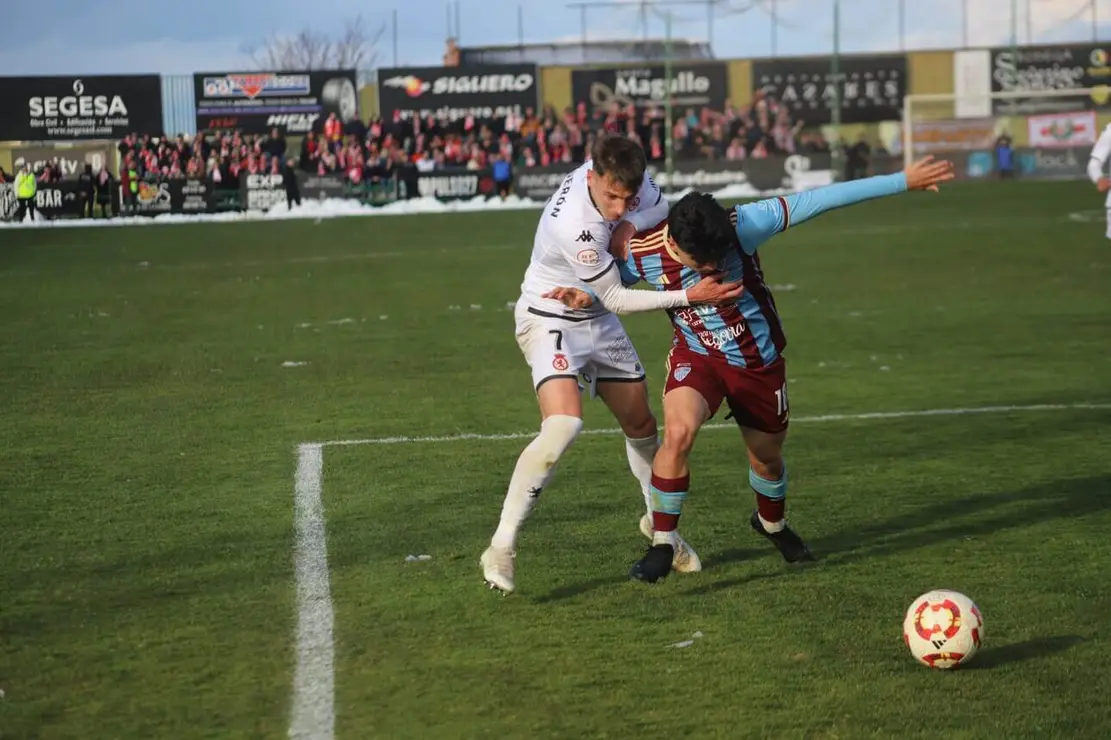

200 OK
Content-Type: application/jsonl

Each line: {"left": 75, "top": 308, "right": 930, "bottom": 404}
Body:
{"left": 668, "top": 191, "right": 737, "bottom": 267}
{"left": 590, "top": 134, "right": 646, "bottom": 193}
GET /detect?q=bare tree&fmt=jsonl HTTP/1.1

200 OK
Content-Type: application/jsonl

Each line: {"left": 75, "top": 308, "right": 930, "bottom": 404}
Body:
{"left": 244, "top": 15, "right": 385, "bottom": 71}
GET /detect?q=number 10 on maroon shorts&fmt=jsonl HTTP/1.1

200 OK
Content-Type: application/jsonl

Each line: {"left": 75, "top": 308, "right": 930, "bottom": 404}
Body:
{"left": 664, "top": 346, "right": 789, "bottom": 434}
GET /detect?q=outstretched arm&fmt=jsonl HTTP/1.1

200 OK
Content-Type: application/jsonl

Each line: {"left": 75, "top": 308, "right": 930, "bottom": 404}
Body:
{"left": 555, "top": 220, "right": 742, "bottom": 314}
{"left": 559, "top": 223, "right": 690, "bottom": 314}
{"left": 544, "top": 267, "right": 744, "bottom": 314}
{"left": 577, "top": 260, "right": 690, "bottom": 314}
{"left": 733, "top": 156, "right": 953, "bottom": 253}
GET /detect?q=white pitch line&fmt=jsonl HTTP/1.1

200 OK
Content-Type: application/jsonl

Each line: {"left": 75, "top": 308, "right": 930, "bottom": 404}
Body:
{"left": 291, "top": 443, "right": 334, "bottom": 740}
{"left": 316, "top": 403, "right": 1111, "bottom": 447}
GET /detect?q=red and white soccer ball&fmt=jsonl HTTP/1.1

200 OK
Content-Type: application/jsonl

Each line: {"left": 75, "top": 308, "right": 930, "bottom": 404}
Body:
{"left": 902, "top": 589, "right": 984, "bottom": 669}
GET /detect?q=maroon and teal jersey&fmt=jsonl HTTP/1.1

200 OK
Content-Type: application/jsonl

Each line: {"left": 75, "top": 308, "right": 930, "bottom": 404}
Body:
{"left": 623, "top": 203, "right": 787, "bottom": 368}
{"left": 620, "top": 174, "right": 910, "bottom": 367}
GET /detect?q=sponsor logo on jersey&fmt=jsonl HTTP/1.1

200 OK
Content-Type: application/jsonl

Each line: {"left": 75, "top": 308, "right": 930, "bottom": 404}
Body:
{"left": 576, "top": 248, "right": 599, "bottom": 265}
{"left": 576, "top": 230, "right": 595, "bottom": 242}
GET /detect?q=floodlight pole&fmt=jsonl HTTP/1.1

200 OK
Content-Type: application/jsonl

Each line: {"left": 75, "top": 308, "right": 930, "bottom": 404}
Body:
{"left": 831, "top": 0, "right": 842, "bottom": 179}
{"left": 665, "top": 10, "right": 674, "bottom": 177}
{"left": 564, "top": 0, "right": 717, "bottom": 191}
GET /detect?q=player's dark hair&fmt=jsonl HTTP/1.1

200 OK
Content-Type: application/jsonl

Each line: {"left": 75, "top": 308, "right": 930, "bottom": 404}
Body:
{"left": 591, "top": 133, "right": 646, "bottom": 193}
{"left": 668, "top": 191, "right": 737, "bottom": 267}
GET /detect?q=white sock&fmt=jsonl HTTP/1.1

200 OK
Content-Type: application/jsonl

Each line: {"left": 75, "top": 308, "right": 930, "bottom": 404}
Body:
{"left": 652, "top": 530, "right": 678, "bottom": 547}
{"left": 759, "top": 514, "right": 786, "bottom": 533}
{"left": 491, "top": 415, "right": 582, "bottom": 550}
{"left": 625, "top": 433, "right": 659, "bottom": 516}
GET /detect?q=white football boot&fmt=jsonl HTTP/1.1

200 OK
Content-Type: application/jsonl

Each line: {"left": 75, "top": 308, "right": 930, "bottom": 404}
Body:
{"left": 480, "top": 546, "right": 516, "bottom": 594}
{"left": 639, "top": 514, "right": 703, "bottom": 573}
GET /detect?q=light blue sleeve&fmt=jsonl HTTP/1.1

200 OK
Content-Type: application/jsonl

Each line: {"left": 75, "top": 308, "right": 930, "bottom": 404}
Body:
{"left": 583, "top": 254, "right": 640, "bottom": 305}
{"left": 734, "top": 172, "right": 909, "bottom": 254}
{"left": 618, "top": 255, "right": 642, "bottom": 286}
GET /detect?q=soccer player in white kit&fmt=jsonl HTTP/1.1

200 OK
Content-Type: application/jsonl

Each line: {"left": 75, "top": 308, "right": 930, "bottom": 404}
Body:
{"left": 1087, "top": 122, "right": 1111, "bottom": 238}
{"left": 481, "top": 134, "right": 743, "bottom": 593}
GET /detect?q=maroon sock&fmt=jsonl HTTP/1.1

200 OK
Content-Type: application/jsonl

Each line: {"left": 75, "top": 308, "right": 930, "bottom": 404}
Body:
{"left": 650, "top": 472, "right": 689, "bottom": 532}
{"left": 755, "top": 493, "right": 785, "bottom": 524}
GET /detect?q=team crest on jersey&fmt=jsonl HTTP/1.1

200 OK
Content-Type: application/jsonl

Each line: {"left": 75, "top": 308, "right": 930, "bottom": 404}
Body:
{"left": 552, "top": 353, "right": 569, "bottom": 371}
{"left": 673, "top": 365, "right": 691, "bottom": 382}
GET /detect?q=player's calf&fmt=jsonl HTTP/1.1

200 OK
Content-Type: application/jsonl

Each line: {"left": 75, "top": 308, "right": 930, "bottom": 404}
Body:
{"left": 649, "top": 415, "right": 698, "bottom": 545}
{"left": 748, "top": 467, "right": 813, "bottom": 563}
{"left": 596, "top": 377, "right": 658, "bottom": 518}
{"left": 629, "top": 388, "right": 708, "bottom": 580}
{"left": 483, "top": 413, "right": 583, "bottom": 592}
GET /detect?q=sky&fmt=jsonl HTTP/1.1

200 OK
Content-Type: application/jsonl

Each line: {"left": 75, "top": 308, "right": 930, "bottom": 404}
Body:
{"left": 0, "top": 0, "right": 1107, "bottom": 77}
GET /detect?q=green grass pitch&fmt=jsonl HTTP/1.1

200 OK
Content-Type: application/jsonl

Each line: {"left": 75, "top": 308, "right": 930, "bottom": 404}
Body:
{"left": 2, "top": 180, "right": 1110, "bottom": 739}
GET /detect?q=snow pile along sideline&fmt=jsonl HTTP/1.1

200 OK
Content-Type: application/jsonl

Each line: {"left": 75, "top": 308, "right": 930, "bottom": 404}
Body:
{"left": 0, "top": 183, "right": 779, "bottom": 231}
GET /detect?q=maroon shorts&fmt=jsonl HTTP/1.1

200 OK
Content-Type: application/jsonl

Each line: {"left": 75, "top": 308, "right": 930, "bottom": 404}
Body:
{"left": 664, "top": 346, "right": 789, "bottom": 433}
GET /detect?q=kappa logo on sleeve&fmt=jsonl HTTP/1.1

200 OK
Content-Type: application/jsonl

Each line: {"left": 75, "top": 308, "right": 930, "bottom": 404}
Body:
{"left": 576, "top": 248, "right": 600, "bottom": 266}
{"left": 575, "top": 230, "right": 595, "bottom": 243}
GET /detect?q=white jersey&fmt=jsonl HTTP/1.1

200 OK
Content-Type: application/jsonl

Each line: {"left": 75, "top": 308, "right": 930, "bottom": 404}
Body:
{"left": 1089, "top": 123, "right": 1111, "bottom": 185}
{"left": 519, "top": 161, "right": 667, "bottom": 321}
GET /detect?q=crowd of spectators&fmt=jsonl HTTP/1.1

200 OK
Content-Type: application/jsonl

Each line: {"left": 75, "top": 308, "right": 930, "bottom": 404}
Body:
{"left": 355, "top": 91, "right": 836, "bottom": 177}
{"left": 89, "top": 89, "right": 849, "bottom": 193}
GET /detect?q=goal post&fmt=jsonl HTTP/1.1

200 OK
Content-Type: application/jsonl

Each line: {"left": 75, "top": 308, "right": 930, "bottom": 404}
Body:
{"left": 901, "top": 88, "right": 1105, "bottom": 170}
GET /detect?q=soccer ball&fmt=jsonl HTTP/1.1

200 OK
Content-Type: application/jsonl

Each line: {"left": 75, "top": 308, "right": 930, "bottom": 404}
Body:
{"left": 902, "top": 589, "right": 984, "bottom": 669}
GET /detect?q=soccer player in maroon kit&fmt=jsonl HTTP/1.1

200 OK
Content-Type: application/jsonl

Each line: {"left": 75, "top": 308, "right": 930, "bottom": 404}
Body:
{"left": 546, "top": 156, "right": 955, "bottom": 582}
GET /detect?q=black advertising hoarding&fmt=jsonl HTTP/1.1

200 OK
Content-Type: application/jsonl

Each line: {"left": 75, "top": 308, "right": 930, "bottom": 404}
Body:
{"left": 178, "top": 178, "right": 213, "bottom": 213}
{"left": 194, "top": 70, "right": 359, "bottom": 135}
{"left": 0, "top": 181, "right": 89, "bottom": 220}
{"left": 129, "top": 178, "right": 214, "bottom": 215}
{"left": 0, "top": 183, "right": 15, "bottom": 220}
{"left": 11, "top": 143, "right": 115, "bottom": 179}
{"left": 647, "top": 154, "right": 835, "bottom": 195}
{"left": 297, "top": 172, "right": 349, "bottom": 200}
{"left": 752, "top": 54, "right": 906, "bottom": 124}
{"left": 990, "top": 44, "right": 1111, "bottom": 114}
{"left": 964, "top": 147, "right": 1089, "bottom": 180}
{"left": 513, "top": 165, "right": 576, "bottom": 201}
{"left": 510, "top": 158, "right": 837, "bottom": 202}
{"left": 0, "top": 75, "right": 163, "bottom": 142}
{"left": 376, "top": 64, "right": 539, "bottom": 124}
{"left": 571, "top": 64, "right": 728, "bottom": 115}
{"left": 239, "top": 172, "right": 287, "bottom": 211}
{"left": 864, "top": 149, "right": 1090, "bottom": 181}
{"left": 415, "top": 169, "right": 496, "bottom": 200}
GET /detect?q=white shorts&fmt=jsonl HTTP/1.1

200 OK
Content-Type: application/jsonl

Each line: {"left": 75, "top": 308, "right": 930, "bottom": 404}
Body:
{"left": 514, "top": 299, "right": 646, "bottom": 394}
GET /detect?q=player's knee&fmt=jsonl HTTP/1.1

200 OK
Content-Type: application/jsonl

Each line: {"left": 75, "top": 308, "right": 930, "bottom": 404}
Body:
{"left": 661, "top": 421, "right": 697, "bottom": 458}
{"left": 529, "top": 414, "right": 583, "bottom": 468}
{"left": 750, "top": 456, "right": 785, "bottom": 483}
{"left": 620, "top": 411, "right": 656, "bottom": 440}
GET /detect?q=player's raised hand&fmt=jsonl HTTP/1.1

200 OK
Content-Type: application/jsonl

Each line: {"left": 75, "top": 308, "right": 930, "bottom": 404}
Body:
{"left": 542, "top": 286, "right": 595, "bottom": 310}
{"left": 686, "top": 273, "right": 744, "bottom": 306}
{"left": 904, "top": 155, "right": 955, "bottom": 192}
